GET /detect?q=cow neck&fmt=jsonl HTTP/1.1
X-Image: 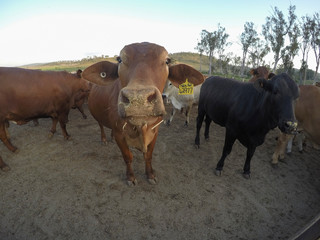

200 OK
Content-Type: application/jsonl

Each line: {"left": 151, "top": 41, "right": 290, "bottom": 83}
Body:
{"left": 259, "top": 91, "right": 278, "bottom": 130}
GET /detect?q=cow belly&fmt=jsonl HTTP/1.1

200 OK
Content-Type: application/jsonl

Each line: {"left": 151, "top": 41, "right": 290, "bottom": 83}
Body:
{"left": 170, "top": 96, "right": 193, "bottom": 110}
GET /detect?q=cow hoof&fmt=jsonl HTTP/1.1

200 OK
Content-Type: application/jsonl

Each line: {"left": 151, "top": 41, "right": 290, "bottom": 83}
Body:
{"left": 299, "top": 150, "right": 303, "bottom": 154}
{"left": 127, "top": 179, "right": 138, "bottom": 186}
{"left": 271, "top": 163, "right": 279, "bottom": 169}
{"left": 1, "top": 165, "right": 11, "bottom": 172}
{"left": 148, "top": 177, "right": 158, "bottom": 185}
{"left": 243, "top": 173, "right": 251, "bottom": 179}
{"left": 195, "top": 144, "right": 200, "bottom": 149}
{"left": 64, "top": 135, "right": 71, "bottom": 140}
{"left": 48, "top": 132, "right": 54, "bottom": 139}
{"left": 215, "top": 169, "right": 222, "bottom": 176}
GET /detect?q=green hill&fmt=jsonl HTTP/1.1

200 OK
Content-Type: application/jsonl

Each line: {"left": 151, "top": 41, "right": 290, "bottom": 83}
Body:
{"left": 22, "top": 52, "right": 210, "bottom": 74}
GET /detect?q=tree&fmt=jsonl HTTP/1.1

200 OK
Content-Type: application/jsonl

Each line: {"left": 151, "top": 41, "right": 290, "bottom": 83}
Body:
{"left": 195, "top": 36, "right": 206, "bottom": 72}
{"left": 299, "top": 15, "right": 313, "bottom": 84}
{"left": 262, "top": 5, "right": 297, "bottom": 71}
{"left": 248, "top": 38, "right": 269, "bottom": 68}
{"left": 310, "top": 12, "right": 320, "bottom": 83}
{"left": 282, "top": 22, "right": 300, "bottom": 76}
{"left": 215, "top": 24, "right": 230, "bottom": 73}
{"left": 197, "top": 24, "right": 229, "bottom": 75}
{"left": 240, "top": 22, "right": 258, "bottom": 76}
{"left": 198, "top": 30, "right": 216, "bottom": 75}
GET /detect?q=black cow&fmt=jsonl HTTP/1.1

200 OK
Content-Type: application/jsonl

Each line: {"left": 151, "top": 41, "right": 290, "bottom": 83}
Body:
{"left": 195, "top": 73, "right": 299, "bottom": 178}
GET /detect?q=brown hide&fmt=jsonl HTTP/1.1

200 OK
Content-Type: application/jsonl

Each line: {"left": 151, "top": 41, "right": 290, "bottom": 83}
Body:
{"left": 82, "top": 42, "right": 204, "bottom": 185}
{"left": 272, "top": 85, "right": 320, "bottom": 164}
{"left": 248, "top": 66, "right": 270, "bottom": 82}
{"left": 0, "top": 67, "right": 90, "bottom": 170}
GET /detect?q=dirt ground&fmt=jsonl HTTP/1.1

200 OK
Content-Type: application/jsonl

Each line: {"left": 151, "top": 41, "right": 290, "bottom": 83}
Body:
{"left": 0, "top": 103, "right": 319, "bottom": 240}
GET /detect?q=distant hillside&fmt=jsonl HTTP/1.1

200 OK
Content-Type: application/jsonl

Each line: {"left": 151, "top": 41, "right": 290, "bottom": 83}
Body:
{"left": 22, "top": 52, "right": 210, "bottom": 74}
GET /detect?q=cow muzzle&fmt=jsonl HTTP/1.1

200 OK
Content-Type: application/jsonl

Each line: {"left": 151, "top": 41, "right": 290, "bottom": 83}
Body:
{"left": 118, "top": 86, "right": 166, "bottom": 126}
{"left": 279, "top": 120, "right": 298, "bottom": 134}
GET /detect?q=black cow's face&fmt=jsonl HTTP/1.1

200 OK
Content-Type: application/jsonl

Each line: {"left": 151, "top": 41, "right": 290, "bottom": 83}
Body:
{"left": 261, "top": 73, "right": 299, "bottom": 133}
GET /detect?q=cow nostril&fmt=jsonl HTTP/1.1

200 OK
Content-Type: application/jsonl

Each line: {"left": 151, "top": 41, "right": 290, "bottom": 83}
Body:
{"left": 147, "top": 93, "right": 157, "bottom": 103}
{"left": 121, "top": 94, "right": 130, "bottom": 104}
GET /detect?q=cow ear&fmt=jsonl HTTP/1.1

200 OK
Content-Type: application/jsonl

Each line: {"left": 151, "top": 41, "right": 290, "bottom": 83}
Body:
{"left": 76, "top": 69, "right": 82, "bottom": 78}
{"left": 250, "top": 68, "right": 257, "bottom": 76}
{"left": 268, "top": 73, "right": 276, "bottom": 79}
{"left": 82, "top": 61, "right": 118, "bottom": 85}
{"left": 254, "top": 78, "right": 274, "bottom": 92}
{"left": 168, "top": 64, "right": 204, "bottom": 87}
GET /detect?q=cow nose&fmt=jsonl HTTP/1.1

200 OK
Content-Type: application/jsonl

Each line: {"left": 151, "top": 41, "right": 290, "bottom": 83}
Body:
{"left": 283, "top": 121, "right": 298, "bottom": 133}
{"left": 118, "top": 86, "right": 165, "bottom": 118}
{"left": 120, "top": 87, "right": 157, "bottom": 106}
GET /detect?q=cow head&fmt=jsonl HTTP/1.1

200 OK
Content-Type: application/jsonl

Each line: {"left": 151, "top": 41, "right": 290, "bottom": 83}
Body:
{"left": 255, "top": 73, "right": 299, "bottom": 134}
{"left": 249, "top": 66, "right": 270, "bottom": 83}
{"left": 82, "top": 42, "right": 204, "bottom": 127}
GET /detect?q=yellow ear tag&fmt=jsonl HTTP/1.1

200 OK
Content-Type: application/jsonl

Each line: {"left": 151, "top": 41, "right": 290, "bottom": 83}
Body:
{"left": 178, "top": 78, "right": 194, "bottom": 95}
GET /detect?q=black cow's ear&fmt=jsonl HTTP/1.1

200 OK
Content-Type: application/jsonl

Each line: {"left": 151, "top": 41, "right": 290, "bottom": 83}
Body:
{"left": 254, "top": 78, "right": 273, "bottom": 92}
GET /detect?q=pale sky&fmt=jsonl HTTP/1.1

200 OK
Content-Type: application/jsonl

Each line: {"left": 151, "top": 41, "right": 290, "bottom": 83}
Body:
{"left": 0, "top": 0, "right": 319, "bottom": 70}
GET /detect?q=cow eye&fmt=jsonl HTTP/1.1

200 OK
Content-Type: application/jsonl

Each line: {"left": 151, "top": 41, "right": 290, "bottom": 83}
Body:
{"left": 166, "top": 58, "right": 171, "bottom": 65}
{"left": 117, "top": 56, "right": 122, "bottom": 64}
{"left": 100, "top": 72, "right": 107, "bottom": 78}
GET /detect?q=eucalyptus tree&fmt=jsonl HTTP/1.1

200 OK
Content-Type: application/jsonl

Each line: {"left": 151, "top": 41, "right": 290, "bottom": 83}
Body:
{"left": 299, "top": 15, "right": 313, "bottom": 84}
{"left": 310, "top": 12, "right": 320, "bottom": 82}
{"left": 262, "top": 5, "right": 297, "bottom": 71}
{"left": 195, "top": 36, "right": 206, "bottom": 72}
{"left": 282, "top": 22, "right": 300, "bottom": 76}
{"left": 196, "top": 24, "right": 229, "bottom": 75}
{"left": 248, "top": 38, "right": 269, "bottom": 68}
{"left": 240, "top": 22, "right": 258, "bottom": 76}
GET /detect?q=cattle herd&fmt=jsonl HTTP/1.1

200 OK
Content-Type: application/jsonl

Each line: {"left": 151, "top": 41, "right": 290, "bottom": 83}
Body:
{"left": 0, "top": 42, "right": 319, "bottom": 187}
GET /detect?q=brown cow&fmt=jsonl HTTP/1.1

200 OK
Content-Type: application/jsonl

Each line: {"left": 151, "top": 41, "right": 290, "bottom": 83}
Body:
{"left": 272, "top": 85, "right": 320, "bottom": 164}
{"left": 82, "top": 42, "right": 204, "bottom": 185}
{"left": 248, "top": 66, "right": 273, "bottom": 82}
{"left": 0, "top": 68, "right": 90, "bottom": 171}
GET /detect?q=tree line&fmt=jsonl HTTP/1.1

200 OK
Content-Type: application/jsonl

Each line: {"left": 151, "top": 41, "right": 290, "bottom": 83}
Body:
{"left": 196, "top": 5, "right": 320, "bottom": 84}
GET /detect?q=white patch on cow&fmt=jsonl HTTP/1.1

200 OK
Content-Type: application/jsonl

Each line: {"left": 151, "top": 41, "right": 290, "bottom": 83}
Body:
{"left": 170, "top": 96, "right": 184, "bottom": 110}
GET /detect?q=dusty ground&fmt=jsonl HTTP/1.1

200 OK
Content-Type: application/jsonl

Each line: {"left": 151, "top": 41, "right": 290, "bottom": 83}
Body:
{"left": 0, "top": 104, "right": 319, "bottom": 240}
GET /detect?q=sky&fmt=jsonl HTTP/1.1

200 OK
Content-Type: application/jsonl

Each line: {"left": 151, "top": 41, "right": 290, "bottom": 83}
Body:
{"left": 0, "top": 0, "right": 319, "bottom": 70}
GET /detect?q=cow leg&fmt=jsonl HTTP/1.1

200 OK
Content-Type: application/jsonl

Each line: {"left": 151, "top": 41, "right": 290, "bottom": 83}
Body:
{"left": 99, "top": 123, "right": 107, "bottom": 144}
{"left": 184, "top": 105, "right": 192, "bottom": 126}
{"left": 0, "top": 155, "right": 10, "bottom": 171}
{"left": 195, "top": 109, "right": 206, "bottom": 147}
{"left": 243, "top": 146, "right": 256, "bottom": 179}
{"left": 144, "top": 132, "right": 158, "bottom": 184}
{"left": 4, "top": 120, "right": 10, "bottom": 139}
{"left": 204, "top": 115, "right": 212, "bottom": 141}
{"left": 166, "top": 108, "right": 176, "bottom": 125}
{"left": 77, "top": 106, "right": 87, "bottom": 119}
{"left": 272, "top": 132, "right": 291, "bottom": 165}
{"left": 33, "top": 119, "right": 39, "bottom": 126}
{"left": 49, "top": 118, "right": 58, "bottom": 138}
{"left": 0, "top": 122, "right": 17, "bottom": 152}
{"left": 296, "top": 132, "right": 304, "bottom": 153}
{"left": 58, "top": 114, "right": 70, "bottom": 140}
{"left": 215, "top": 130, "right": 236, "bottom": 176}
{"left": 114, "top": 135, "right": 136, "bottom": 186}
